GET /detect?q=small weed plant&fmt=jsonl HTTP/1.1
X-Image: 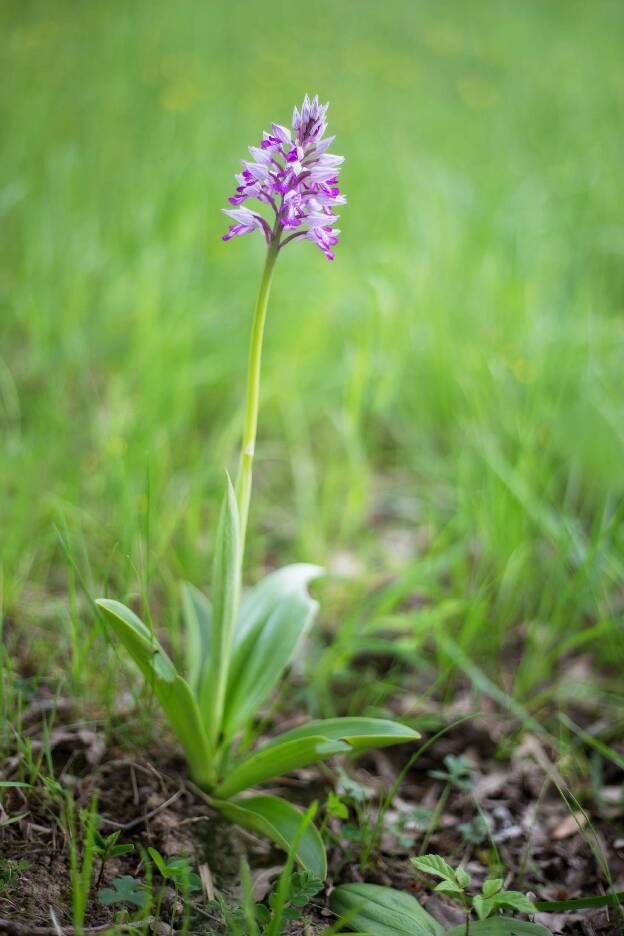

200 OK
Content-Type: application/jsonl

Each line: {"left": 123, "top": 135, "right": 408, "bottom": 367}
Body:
{"left": 412, "top": 854, "right": 537, "bottom": 925}
{"left": 331, "top": 860, "right": 552, "bottom": 936}
{"left": 0, "top": 857, "right": 30, "bottom": 896}
{"left": 93, "top": 826, "right": 135, "bottom": 888}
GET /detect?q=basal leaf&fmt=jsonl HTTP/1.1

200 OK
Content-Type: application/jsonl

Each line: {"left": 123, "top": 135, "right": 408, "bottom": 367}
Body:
{"left": 232, "top": 563, "right": 322, "bottom": 650}
{"left": 260, "top": 717, "right": 420, "bottom": 753}
{"left": 213, "top": 794, "right": 326, "bottom": 879}
{"left": 180, "top": 582, "right": 212, "bottom": 693}
{"left": 201, "top": 472, "right": 241, "bottom": 740}
{"left": 330, "top": 883, "right": 443, "bottom": 936}
{"left": 215, "top": 735, "right": 351, "bottom": 798}
{"left": 445, "top": 920, "right": 552, "bottom": 936}
{"left": 221, "top": 564, "right": 322, "bottom": 740}
{"left": 95, "top": 598, "right": 214, "bottom": 787}
{"left": 216, "top": 717, "right": 418, "bottom": 799}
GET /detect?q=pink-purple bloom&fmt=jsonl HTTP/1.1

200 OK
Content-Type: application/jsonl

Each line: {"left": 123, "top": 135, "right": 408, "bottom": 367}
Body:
{"left": 222, "top": 95, "right": 345, "bottom": 261}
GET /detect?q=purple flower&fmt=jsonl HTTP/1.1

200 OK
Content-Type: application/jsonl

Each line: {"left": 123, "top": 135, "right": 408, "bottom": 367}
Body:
{"left": 222, "top": 94, "right": 345, "bottom": 261}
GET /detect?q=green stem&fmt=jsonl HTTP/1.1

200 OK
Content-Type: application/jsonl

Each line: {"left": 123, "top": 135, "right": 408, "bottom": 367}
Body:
{"left": 420, "top": 782, "right": 451, "bottom": 855}
{"left": 236, "top": 231, "right": 281, "bottom": 552}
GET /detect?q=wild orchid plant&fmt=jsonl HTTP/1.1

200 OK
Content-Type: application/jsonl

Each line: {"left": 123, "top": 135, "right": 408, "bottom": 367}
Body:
{"left": 96, "top": 95, "right": 418, "bottom": 877}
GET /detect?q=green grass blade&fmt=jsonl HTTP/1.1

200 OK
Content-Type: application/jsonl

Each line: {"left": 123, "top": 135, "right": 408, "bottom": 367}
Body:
{"left": 559, "top": 712, "right": 624, "bottom": 771}
{"left": 435, "top": 633, "right": 548, "bottom": 737}
{"left": 534, "top": 891, "right": 624, "bottom": 911}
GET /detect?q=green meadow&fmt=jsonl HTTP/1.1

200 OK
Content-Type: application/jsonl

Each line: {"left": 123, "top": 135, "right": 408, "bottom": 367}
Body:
{"left": 1, "top": 0, "right": 623, "bottom": 930}
{"left": 3, "top": 0, "right": 622, "bottom": 692}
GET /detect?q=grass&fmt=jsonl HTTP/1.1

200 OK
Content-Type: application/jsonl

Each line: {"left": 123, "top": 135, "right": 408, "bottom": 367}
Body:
{"left": 2, "top": 0, "right": 622, "bottom": 700}
{"left": 1, "top": 0, "right": 623, "bottom": 928}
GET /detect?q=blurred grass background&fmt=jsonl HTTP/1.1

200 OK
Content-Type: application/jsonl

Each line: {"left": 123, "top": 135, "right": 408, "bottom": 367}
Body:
{"left": 1, "top": 0, "right": 623, "bottom": 707}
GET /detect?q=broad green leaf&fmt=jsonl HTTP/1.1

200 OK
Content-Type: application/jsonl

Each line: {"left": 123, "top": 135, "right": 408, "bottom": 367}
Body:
{"left": 330, "top": 883, "right": 443, "bottom": 936}
{"left": 98, "top": 875, "right": 148, "bottom": 909}
{"left": 201, "top": 472, "right": 241, "bottom": 740}
{"left": 95, "top": 599, "right": 214, "bottom": 787}
{"left": 327, "top": 790, "right": 349, "bottom": 819}
{"left": 221, "top": 564, "right": 322, "bottom": 739}
{"left": 434, "top": 881, "right": 463, "bottom": 896}
{"left": 180, "top": 582, "right": 212, "bottom": 693}
{"left": 232, "top": 563, "right": 322, "bottom": 651}
{"left": 483, "top": 879, "right": 503, "bottom": 898}
{"left": 215, "top": 735, "right": 351, "bottom": 798}
{"left": 446, "top": 920, "right": 552, "bottom": 936}
{"left": 213, "top": 794, "right": 326, "bottom": 879}
{"left": 411, "top": 854, "right": 458, "bottom": 884}
{"left": 109, "top": 844, "right": 134, "bottom": 858}
{"left": 216, "top": 717, "right": 419, "bottom": 799}
{"left": 495, "top": 893, "right": 537, "bottom": 915}
{"left": 474, "top": 896, "right": 495, "bottom": 920}
{"left": 260, "top": 717, "right": 420, "bottom": 753}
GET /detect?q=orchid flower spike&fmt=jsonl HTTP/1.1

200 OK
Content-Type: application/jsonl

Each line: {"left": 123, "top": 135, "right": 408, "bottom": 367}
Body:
{"left": 222, "top": 94, "right": 345, "bottom": 261}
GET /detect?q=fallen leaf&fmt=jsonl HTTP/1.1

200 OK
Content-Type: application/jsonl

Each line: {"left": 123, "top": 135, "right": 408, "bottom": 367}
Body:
{"left": 552, "top": 811, "right": 587, "bottom": 840}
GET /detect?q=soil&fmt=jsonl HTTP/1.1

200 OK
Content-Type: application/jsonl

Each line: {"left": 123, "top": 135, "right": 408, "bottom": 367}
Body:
{"left": 1, "top": 672, "right": 623, "bottom": 936}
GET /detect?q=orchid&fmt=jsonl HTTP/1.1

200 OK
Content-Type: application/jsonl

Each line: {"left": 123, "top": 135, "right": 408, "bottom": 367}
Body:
{"left": 96, "top": 95, "right": 416, "bottom": 878}
{"left": 222, "top": 94, "right": 345, "bottom": 261}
